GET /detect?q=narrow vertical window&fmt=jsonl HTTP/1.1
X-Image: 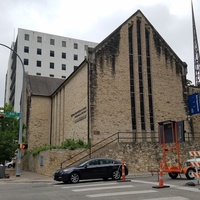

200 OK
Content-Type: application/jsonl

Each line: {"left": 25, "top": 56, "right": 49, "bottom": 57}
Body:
{"left": 137, "top": 19, "right": 145, "bottom": 130}
{"left": 74, "top": 54, "right": 78, "bottom": 60}
{"left": 74, "top": 43, "right": 78, "bottom": 49}
{"left": 145, "top": 28, "right": 154, "bottom": 131}
{"left": 128, "top": 24, "right": 136, "bottom": 130}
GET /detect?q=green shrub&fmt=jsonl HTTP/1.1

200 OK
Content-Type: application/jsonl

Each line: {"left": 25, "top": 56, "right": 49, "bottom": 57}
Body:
{"left": 30, "top": 139, "right": 89, "bottom": 156}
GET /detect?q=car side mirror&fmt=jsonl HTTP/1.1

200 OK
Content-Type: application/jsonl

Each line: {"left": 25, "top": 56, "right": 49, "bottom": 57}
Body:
{"left": 84, "top": 164, "right": 88, "bottom": 168}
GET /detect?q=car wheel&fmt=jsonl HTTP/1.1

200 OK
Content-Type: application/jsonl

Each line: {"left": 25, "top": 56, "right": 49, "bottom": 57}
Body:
{"left": 112, "top": 170, "right": 121, "bottom": 180}
{"left": 168, "top": 172, "right": 178, "bottom": 179}
{"left": 185, "top": 168, "right": 195, "bottom": 180}
{"left": 8, "top": 164, "right": 12, "bottom": 168}
{"left": 70, "top": 172, "right": 80, "bottom": 183}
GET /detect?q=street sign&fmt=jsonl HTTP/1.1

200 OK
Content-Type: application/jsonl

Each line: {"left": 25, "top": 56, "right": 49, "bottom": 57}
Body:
{"left": 188, "top": 93, "right": 200, "bottom": 115}
{"left": 5, "top": 112, "right": 20, "bottom": 118}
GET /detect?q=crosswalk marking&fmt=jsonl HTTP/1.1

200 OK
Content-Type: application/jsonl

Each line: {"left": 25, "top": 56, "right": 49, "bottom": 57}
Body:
{"left": 144, "top": 197, "right": 189, "bottom": 200}
{"left": 86, "top": 189, "right": 157, "bottom": 198}
{"left": 72, "top": 185, "right": 133, "bottom": 192}
{"left": 61, "top": 182, "right": 118, "bottom": 189}
{"left": 131, "top": 180, "right": 200, "bottom": 193}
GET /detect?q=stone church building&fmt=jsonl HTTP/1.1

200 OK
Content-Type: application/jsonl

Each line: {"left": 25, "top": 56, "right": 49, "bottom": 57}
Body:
{"left": 24, "top": 10, "right": 199, "bottom": 151}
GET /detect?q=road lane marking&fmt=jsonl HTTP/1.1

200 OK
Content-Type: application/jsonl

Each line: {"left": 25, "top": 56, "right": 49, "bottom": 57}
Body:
{"left": 86, "top": 189, "right": 157, "bottom": 197}
{"left": 60, "top": 182, "right": 119, "bottom": 189}
{"left": 131, "top": 180, "right": 200, "bottom": 192}
{"left": 144, "top": 197, "right": 189, "bottom": 200}
{"left": 73, "top": 185, "right": 133, "bottom": 192}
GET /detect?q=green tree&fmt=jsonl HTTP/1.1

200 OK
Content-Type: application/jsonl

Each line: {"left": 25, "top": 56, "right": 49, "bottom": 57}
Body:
{"left": 0, "top": 104, "right": 19, "bottom": 163}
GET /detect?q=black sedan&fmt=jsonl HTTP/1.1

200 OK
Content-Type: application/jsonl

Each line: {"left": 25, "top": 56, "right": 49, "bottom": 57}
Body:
{"left": 54, "top": 158, "right": 128, "bottom": 184}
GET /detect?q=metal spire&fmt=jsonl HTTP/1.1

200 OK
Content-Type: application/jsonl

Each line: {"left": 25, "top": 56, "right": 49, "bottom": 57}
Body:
{"left": 191, "top": 0, "right": 200, "bottom": 86}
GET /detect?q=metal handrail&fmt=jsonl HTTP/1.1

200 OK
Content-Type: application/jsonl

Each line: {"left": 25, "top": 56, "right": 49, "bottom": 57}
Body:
{"left": 60, "top": 131, "right": 200, "bottom": 169}
{"left": 60, "top": 132, "right": 119, "bottom": 168}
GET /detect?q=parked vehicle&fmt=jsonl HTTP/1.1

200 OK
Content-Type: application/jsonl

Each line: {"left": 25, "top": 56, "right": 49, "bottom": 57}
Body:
{"left": 54, "top": 158, "right": 128, "bottom": 184}
{"left": 5, "top": 160, "right": 14, "bottom": 168}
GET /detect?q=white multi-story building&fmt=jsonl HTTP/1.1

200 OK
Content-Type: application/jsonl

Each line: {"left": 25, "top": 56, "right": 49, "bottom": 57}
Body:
{"left": 4, "top": 28, "right": 98, "bottom": 112}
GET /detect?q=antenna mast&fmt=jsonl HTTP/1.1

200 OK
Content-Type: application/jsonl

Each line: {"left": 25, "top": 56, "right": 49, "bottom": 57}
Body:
{"left": 191, "top": 0, "right": 200, "bottom": 86}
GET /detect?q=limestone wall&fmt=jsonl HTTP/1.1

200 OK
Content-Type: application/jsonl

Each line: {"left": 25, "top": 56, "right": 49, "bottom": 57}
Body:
{"left": 23, "top": 141, "right": 200, "bottom": 177}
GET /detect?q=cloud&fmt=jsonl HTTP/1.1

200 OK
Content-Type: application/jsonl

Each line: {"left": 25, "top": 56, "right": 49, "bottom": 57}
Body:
{"left": 0, "top": 0, "right": 200, "bottom": 106}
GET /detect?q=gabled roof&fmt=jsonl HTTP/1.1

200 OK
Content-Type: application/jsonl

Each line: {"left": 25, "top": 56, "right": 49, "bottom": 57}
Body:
{"left": 93, "top": 10, "right": 185, "bottom": 65}
{"left": 27, "top": 75, "right": 65, "bottom": 96}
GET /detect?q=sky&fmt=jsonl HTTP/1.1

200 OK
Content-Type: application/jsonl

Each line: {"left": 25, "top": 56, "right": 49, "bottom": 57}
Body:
{"left": 0, "top": 0, "right": 199, "bottom": 107}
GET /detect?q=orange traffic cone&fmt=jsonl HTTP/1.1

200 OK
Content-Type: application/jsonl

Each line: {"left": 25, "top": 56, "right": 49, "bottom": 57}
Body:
{"left": 152, "top": 160, "right": 170, "bottom": 189}
{"left": 117, "top": 160, "right": 131, "bottom": 182}
{"left": 121, "top": 160, "right": 126, "bottom": 182}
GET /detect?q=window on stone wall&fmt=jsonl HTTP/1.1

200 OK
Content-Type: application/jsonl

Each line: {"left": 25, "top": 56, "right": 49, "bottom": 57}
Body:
{"left": 145, "top": 28, "right": 154, "bottom": 131}
{"left": 128, "top": 24, "right": 136, "bottom": 130}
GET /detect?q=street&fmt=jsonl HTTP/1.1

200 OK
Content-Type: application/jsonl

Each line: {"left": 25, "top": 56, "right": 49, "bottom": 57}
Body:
{"left": 0, "top": 174, "right": 200, "bottom": 200}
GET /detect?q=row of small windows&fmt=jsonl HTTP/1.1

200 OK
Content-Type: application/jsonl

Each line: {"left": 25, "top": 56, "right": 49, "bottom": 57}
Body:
{"left": 35, "top": 73, "right": 66, "bottom": 79}
{"left": 24, "top": 46, "right": 78, "bottom": 60}
{"left": 24, "top": 34, "right": 79, "bottom": 49}
{"left": 24, "top": 59, "right": 67, "bottom": 70}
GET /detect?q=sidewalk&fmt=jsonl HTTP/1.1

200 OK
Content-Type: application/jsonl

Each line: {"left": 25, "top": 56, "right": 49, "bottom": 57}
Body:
{"left": 0, "top": 170, "right": 54, "bottom": 183}
{"left": 0, "top": 170, "right": 152, "bottom": 184}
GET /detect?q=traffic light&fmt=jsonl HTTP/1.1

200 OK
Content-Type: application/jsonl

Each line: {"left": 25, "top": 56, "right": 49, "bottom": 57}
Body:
{"left": 0, "top": 113, "right": 5, "bottom": 119}
{"left": 18, "top": 143, "right": 28, "bottom": 149}
{"left": 21, "top": 143, "right": 28, "bottom": 150}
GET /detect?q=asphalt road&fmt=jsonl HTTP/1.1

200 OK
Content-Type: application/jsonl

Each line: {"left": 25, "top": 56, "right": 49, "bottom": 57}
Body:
{"left": 0, "top": 174, "right": 200, "bottom": 200}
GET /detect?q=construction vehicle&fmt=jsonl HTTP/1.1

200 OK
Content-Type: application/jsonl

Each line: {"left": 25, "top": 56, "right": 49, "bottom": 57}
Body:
{"left": 158, "top": 120, "right": 196, "bottom": 180}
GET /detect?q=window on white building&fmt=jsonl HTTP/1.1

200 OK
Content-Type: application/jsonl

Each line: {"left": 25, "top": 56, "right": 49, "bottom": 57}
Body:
{"left": 24, "top": 59, "right": 29, "bottom": 65}
{"left": 37, "top": 48, "right": 42, "bottom": 55}
{"left": 74, "top": 43, "right": 78, "bottom": 49}
{"left": 37, "top": 36, "right": 42, "bottom": 43}
{"left": 50, "top": 39, "right": 55, "bottom": 45}
{"left": 37, "top": 60, "right": 41, "bottom": 67}
{"left": 62, "top": 52, "right": 66, "bottom": 59}
{"left": 50, "top": 50, "right": 54, "bottom": 57}
{"left": 24, "top": 34, "right": 29, "bottom": 41}
{"left": 74, "top": 54, "right": 78, "bottom": 60}
{"left": 62, "top": 64, "right": 66, "bottom": 70}
{"left": 62, "top": 41, "right": 66, "bottom": 47}
{"left": 24, "top": 46, "right": 29, "bottom": 53}
{"left": 50, "top": 62, "right": 54, "bottom": 69}
{"left": 74, "top": 66, "right": 78, "bottom": 70}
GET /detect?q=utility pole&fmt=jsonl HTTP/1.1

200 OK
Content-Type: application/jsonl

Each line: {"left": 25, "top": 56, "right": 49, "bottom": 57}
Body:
{"left": 0, "top": 43, "right": 25, "bottom": 177}
{"left": 191, "top": 0, "right": 200, "bottom": 86}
